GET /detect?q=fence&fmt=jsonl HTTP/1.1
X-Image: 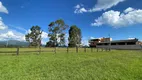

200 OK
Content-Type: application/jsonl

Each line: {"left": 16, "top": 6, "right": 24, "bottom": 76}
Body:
{"left": 0, "top": 47, "right": 110, "bottom": 55}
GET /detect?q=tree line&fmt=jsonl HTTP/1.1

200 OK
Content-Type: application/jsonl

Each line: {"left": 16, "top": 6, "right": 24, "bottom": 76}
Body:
{"left": 25, "top": 19, "right": 82, "bottom": 47}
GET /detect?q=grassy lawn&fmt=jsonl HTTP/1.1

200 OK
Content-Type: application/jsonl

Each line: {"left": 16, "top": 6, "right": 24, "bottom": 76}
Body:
{"left": 0, "top": 49, "right": 142, "bottom": 80}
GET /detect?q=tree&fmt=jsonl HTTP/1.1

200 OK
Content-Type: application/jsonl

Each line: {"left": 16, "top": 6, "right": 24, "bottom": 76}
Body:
{"left": 25, "top": 26, "right": 42, "bottom": 47}
{"left": 68, "top": 25, "right": 82, "bottom": 47}
{"left": 46, "top": 19, "right": 68, "bottom": 47}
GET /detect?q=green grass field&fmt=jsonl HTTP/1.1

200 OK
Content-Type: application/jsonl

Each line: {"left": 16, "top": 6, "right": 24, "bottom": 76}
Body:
{"left": 0, "top": 48, "right": 142, "bottom": 80}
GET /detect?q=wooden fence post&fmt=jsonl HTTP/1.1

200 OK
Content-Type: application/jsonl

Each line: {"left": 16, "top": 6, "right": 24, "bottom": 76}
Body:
{"left": 16, "top": 47, "right": 19, "bottom": 55}
{"left": 109, "top": 48, "right": 111, "bottom": 51}
{"left": 38, "top": 47, "right": 41, "bottom": 54}
{"left": 76, "top": 47, "right": 78, "bottom": 53}
{"left": 91, "top": 48, "right": 93, "bottom": 52}
{"left": 55, "top": 47, "right": 57, "bottom": 54}
{"left": 67, "top": 47, "right": 69, "bottom": 53}
{"left": 84, "top": 47, "right": 86, "bottom": 53}
{"left": 101, "top": 48, "right": 103, "bottom": 51}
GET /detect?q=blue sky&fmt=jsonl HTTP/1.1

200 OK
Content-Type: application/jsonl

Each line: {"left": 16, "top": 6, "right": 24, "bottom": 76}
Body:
{"left": 0, "top": 0, "right": 142, "bottom": 45}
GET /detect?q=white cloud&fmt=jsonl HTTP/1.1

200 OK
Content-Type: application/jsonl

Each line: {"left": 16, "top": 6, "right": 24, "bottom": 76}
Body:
{"left": 0, "top": 2, "right": 8, "bottom": 30}
{"left": 74, "top": 0, "right": 125, "bottom": 13}
{"left": 91, "top": 7, "right": 142, "bottom": 28}
{"left": 41, "top": 41, "right": 46, "bottom": 45}
{"left": 78, "top": 8, "right": 87, "bottom": 13}
{"left": 0, "top": 1, "right": 8, "bottom": 14}
{"left": 81, "top": 39, "right": 89, "bottom": 46}
{"left": 89, "top": 0, "right": 125, "bottom": 12}
{"left": 74, "top": 4, "right": 87, "bottom": 13}
{"left": 65, "top": 34, "right": 69, "bottom": 46}
{"left": 75, "top": 4, "right": 81, "bottom": 9}
{"left": 0, "top": 30, "right": 25, "bottom": 41}
{"left": 41, "top": 31, "right": 48, "bottom": 39}
{"left": 0, "top": 17, "right": 8, "bottom": 30}
{"left": 27, "top": 29, "right": 31, "bottom": 33}
{"left": 90, "top": 37, "right": 95, "bottom": 39}
{"left": 81, "top": 37, "right": 89, "bottom": 46}
{"left": 124, "top": 7, "right": 134, "bottom": 13}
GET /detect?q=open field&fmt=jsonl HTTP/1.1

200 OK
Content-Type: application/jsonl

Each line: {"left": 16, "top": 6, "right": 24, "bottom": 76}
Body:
{"left": 0, "top": 48, "right": 142, "bottom": 80}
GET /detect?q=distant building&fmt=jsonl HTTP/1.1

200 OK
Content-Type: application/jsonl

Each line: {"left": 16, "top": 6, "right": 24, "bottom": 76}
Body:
{"left": 89, "top": 38, "right": 142, "bottom": 49}
{"left": 89, "top": 37, "right": 112, "bottom": 47}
